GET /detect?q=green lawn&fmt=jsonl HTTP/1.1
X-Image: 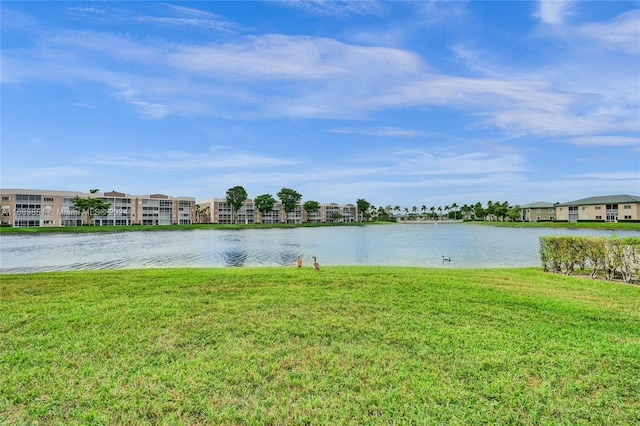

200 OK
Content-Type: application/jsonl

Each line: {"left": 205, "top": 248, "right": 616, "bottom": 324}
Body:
{"left": 2, "top": 267, "right": 639, "bottom": 424}
{"left": 467, "top": 220, "right": 640, "bottom": 230}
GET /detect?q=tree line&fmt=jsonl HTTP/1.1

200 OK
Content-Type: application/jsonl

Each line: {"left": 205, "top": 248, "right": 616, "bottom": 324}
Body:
{"left": 199, "top": 186, "right": 525, "bottom": 224}
{"left": 361, "top": 201, "right": 523, "bottom": 222}
{"left": 197, "top": 186, "right": 322, "bottom": 224}
{"left": 74, "top": 186, "right": 524, "bottom": 225}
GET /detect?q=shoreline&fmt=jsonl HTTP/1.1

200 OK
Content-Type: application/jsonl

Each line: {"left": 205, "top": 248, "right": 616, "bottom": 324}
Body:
{"left": 1, "top": 220, "right": 638, "bottom": 234}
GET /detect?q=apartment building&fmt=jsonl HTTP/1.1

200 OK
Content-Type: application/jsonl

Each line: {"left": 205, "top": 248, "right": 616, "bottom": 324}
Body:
{"left": 555, "top": 195, "right": 640, "bottom": 222}
{"left": 196, "top": 198, "right": 357, "bottom": 224}
{"left": 0, "top": 189, "right": 195, "bottom": 227}
{"left": 521, "top": 202, "right": 556, "bottom": 222}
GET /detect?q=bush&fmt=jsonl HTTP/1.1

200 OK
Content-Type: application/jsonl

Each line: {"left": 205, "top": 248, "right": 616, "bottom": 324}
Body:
{"left": 540, "top": 236, "right": 640, "bottom": 283}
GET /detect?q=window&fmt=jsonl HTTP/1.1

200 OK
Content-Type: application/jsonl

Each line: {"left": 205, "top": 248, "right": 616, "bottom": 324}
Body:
{"left": 595, "top": 206, "right": 602, "bottom": 210}
{"left": 623, "top": 205, "right": 631, "bottom": 209}
{"left": 624, "top": 215, "right": 632, "bottom": 220}
{"left": 43, "top": 197, "right": 54, "bottom": 202}
{"left": 582, "top": 207, "right": 588, "bottom": 211}
{"left": 596, "top": 216, "right": 602, "bottom": 220}
{"left": 1, "top": 196, "right": 9, "bottom": 201}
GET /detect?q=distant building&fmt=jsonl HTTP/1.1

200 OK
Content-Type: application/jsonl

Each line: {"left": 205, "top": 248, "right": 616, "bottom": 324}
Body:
{"left": 0, "top": 189, "right": 195, "bottom": 227}
{"left": 555, "top": 195, "right": 640, "bottom": 222}
{"left": 521, "top": 201, "right": 556, "bottom": 222}
{"left": 196, "top": 198, "right": 357, "bottom": 224}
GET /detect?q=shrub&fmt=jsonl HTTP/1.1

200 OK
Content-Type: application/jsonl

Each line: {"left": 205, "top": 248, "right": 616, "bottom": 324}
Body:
{"left": 540, "top": 236, "right": 640, "bottom": 282}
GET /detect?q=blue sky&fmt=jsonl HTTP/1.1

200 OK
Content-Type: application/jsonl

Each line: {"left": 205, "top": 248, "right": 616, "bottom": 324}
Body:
{"left": 2, "top": 1, "right": 639, "bottom": 208}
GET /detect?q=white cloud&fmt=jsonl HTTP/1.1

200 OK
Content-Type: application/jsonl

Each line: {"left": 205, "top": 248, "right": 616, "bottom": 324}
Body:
{"left": 535, "top": 0, "right": 575, "bottom": 25}
{"left": 166, "top": 34, "right": 425, "bottom": 81}
{"left": 282, "top": 0, "right": 385, "bottom": 18}
{"left": 0, "top": 167, "right": 91, "bottom": 188}
{"left": 86, "top": 150, "right": 300, "bottom": 171}
{"left": 577, "top": 10, "right": 640, "bottom": 54}
{"left": 137, "top": 5, "right": 245, "bottom": 33}
{"left": 572, "top": 172, "right": 640, "bottom": 182}
{"left": 329, "top": 127, "right": 422, "bottom": 138}
{"left": 567, "top": 136, "right": 640, "bottom": 146}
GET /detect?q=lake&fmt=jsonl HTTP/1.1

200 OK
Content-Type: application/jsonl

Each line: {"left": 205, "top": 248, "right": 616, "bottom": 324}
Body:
{"left": 1, "top": 224, "right": 637, "bottom": 273}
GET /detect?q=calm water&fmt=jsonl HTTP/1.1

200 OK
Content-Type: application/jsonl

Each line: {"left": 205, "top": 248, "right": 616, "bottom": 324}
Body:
{"left": 1, "top": 224, "right": 637, "bottom": 273}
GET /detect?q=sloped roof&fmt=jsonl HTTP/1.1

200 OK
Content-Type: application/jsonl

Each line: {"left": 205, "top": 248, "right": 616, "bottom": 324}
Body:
{"left": 557, "top": 194, "right": 640, "bottom": 207}
{"left": 521, "top": 201, "right": 555, "bottom": 208}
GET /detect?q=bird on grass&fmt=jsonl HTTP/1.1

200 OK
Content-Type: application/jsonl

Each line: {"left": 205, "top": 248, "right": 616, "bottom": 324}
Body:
{"left": 296, "top": 256, "right": 302, "bottom": 268}
{"left": 312, "top": 256, "right": 320, "bottom": 271}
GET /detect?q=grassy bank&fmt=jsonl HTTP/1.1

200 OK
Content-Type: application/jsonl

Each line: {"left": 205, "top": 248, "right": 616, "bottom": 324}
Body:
{"left": 468, "top": 220, "right": 640, "bottom": 230}
{"left": 2, "top": 220, "right": 638, "bottom": 234}
{"left": 2, "top": 267, "right": 639, "bottom": 424}
{"left": 0, "top": 222, "right": 369, "bottom": 234}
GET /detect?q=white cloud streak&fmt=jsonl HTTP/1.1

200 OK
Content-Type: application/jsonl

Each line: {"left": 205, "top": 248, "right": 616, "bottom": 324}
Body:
{"left": 86, "top": 150, "right": 300, "bottom": 171}
{"left": 568, "top": 136, "right": 640, "bottom": 146}
{"left": 535, "top": 0, "right": 575, "bottom": 25}
{"left": 329, "top": 127, "right": 423, "bottom": 138}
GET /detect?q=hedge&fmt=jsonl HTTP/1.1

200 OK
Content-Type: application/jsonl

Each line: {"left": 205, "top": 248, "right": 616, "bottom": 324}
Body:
{"left": 539, "top": 236, "right": 640, "bottom": 283}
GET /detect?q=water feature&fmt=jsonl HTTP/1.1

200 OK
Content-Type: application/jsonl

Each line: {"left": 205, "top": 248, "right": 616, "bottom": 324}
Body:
{"left": 1, "top": 224, "right": 637, "bottom": 273}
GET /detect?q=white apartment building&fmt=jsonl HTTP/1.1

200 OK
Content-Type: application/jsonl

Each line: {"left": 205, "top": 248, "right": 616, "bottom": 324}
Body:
{"left": 196, "top": 198, "right": 357, "bottom": 224}
{"left": 0, "top": 189, "right": 195, "bottom": 227}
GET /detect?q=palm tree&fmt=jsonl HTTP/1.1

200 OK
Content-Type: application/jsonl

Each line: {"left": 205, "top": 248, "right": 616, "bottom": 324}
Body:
{"left": 437, "top": 206, "right": 443, "bottom": 220}
{"left": 461, "top": 204, "right": 470, "bottom": 220}
{"left": 430, "top": 206, "right": 436, "bottom": 220}
{"left": 194, "top": 204, "right": 210, "bottom": 223}
{"left": 444, "top": 205, "right": 450, "bottom": 220}
{"left": 451, "top": 202, "right": 459, "bottom": 220}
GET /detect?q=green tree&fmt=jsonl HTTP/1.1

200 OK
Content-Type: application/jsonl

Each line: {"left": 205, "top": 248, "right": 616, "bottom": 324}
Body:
{"left": 451, "top": 202, "right": 459, "bottom": 220}
{"left": 507, "top": 205, "right": 522, "bottom": 222}
{"left": 194, "top": 204, "right": 210, "bottom": 223}
{"left": 226, "top": 186, "right": 248, "bottom": 224}
{"left": 461, "top": 204, "right": 471, "bottom": 220}
{"left": 330, "top": 211, "right": 343, "bottom": 222}
{"left": 474, "top": 202, "right": 485, "bottom": 220}
{"left": 277, "top": 187, "right": 302, "bottom": 223}
{"left": 254, "top": 194, "right": 276, "bottom": 224}
{"left": 498, "top": 201, "right": 510, "bottom": 221}
{"left": 303, "top": 200, "right": 321, "bottom": 222}
{"left": 72, "top": 195, "right": 111, "bottom": 226}
{"left": 356, "top": 199, "right": 371, "bottom": 222}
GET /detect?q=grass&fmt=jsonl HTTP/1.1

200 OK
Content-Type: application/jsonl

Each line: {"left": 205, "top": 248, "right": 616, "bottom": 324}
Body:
{"left": 468, "top": 220, "right": 640, "bottom": 230}
{"left": 0, "top": 222, "right": 367, "bottom": 234}
{"left": 2, "top": 220, "right": 637, "bottom": 234}
{"left": 2, "top": 266, "right": 639, "bottom": 424}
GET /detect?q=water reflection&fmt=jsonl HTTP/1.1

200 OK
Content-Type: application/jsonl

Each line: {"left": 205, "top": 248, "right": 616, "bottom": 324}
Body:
{"left": 221, "top": 248, "right": 248, "bottom": 267}
{"left": 0, "top": 224, "right": 636, "bottom": 273}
